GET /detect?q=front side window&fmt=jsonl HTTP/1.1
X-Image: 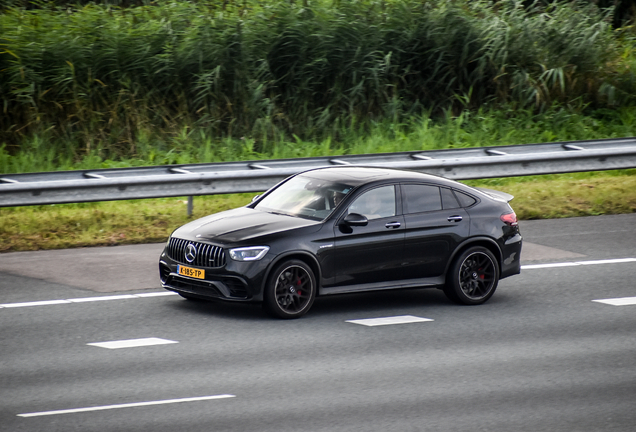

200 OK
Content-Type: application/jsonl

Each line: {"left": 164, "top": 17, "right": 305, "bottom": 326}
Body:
{"left": 254, "top": 174, "right": 353, "bottom": 221}
{"left": 348, "top": 186, "right": 396, "bottom": 220}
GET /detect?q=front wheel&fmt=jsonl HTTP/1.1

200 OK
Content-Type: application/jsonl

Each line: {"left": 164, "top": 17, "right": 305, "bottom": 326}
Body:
{"left": 444, "top": 247, "right": 499, "bottom": 305}
{"left": 263, "top": 260, "right": 316, "bottom": 319}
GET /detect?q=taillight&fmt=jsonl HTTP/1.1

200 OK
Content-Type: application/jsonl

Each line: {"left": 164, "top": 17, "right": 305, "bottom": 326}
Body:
{"left": 500, "top": 212, "right": 518, "bottom": 226}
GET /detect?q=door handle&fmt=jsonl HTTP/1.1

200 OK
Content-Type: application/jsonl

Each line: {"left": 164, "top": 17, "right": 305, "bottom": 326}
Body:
{"left": 385, "top": 222, "right": 401, "bottom": 229}
{"left": 447, "top": 215, "right": 463, "bottom": 222}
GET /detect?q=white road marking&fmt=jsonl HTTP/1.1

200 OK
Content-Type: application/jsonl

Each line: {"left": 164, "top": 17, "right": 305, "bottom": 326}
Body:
{"left": 135, "top": 292, "right": 177, "bottom": 298}
{"left": 522, "top": 262, "right": 580, "bottom": 269}
{"left": 521, "top": 257, "right": 636, "bottom": 270}
{"left": 0, "top": 291, "right": 178, "bottom": 309}
{"left": 1, "top": 299, "right": 71, "bottom": 308}
{"left": 17, "top": 394, "right": 236, "bottom": 418}
{"left": 87, "top": 337, "right": 178, "bottom": 349}
{"left": 1, "top": 257, "right": 634, "bottom": 310}
{"left": 346, "top": 315, "right": 434, "bottom": 326}
{"left": 69, "top": 295, "right": 138, "bottom": 303}
{"left": 578, "top": 258, "right": 636, "bottom": 265}
{"left": 592, "top": 296, "right": 636, "bottom": 306}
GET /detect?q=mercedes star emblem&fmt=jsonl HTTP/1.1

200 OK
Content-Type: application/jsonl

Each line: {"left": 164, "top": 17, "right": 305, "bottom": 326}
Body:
{"left": 185, "top": 243, "right": 197, "bottom": 263}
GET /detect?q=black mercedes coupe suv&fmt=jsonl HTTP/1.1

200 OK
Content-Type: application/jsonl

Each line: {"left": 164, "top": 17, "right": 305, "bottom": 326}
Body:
{"left": 159, "top": 166, "right": 522, "bottom": 318}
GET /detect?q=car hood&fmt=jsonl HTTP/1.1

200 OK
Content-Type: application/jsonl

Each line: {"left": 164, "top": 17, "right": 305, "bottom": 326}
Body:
{"left": 172, "top": 207, "right": 320, "bottom": 244}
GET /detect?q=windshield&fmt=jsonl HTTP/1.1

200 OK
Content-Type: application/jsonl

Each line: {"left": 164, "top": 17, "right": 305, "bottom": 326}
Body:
{"left": 254, "top": 174, "right": 353, "bottom": 221}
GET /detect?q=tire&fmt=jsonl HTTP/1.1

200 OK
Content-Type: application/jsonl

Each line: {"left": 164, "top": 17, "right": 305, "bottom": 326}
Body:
{"left": 444, "top": 246, "right": 499, "bottom": 305}
{"left": 263, "top": 259, "right": 316, "bottom": 319}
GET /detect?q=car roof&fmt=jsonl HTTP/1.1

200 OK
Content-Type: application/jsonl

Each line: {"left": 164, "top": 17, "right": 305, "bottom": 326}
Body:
{"left": 299, "top": 166, "right": 466, "bottom": 190}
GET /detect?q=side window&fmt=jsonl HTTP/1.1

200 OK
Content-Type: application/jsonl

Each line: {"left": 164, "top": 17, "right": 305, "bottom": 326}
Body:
{"left": 454, "top": 190, "right": 477, "bottom": 208}
{"left": 348, "top": 186, "right": 396, "bottom": 220}
{"left": 402, "top": 184, "right": 442, "bottom": 214}
{"left": 441, "top": 187, "right": 460, "bottom": 209}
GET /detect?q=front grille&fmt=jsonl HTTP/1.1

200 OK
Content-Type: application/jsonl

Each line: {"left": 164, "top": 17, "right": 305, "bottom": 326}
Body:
{"left": 167, "top": 238, "right": 226, "bottom": 268}
{"left": 165, "top": 275, "right": 249, "bottom": 300}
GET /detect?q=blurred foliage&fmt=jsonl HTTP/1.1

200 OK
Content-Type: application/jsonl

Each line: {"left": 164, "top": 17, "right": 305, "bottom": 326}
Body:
{"left": 1, "top": 0, "right": 635, "bottom": 161}
{"left": 2, "top": 104, "right": 636, "bottom": 174}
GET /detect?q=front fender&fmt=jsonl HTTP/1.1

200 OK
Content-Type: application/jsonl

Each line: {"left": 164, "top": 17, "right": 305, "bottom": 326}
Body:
{"left": 259, "top": 251, "right": 322, "bottom": 299}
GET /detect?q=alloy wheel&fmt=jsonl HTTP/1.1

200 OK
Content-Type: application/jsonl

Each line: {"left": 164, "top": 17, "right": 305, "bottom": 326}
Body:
{"left": 458, "top": 251, "right": 496, "bottom": 301}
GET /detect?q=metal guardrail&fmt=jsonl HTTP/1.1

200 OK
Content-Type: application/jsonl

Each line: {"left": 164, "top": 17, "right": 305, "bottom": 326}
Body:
{"left": 1, "top": 137, "right": 636, "bottom": 208}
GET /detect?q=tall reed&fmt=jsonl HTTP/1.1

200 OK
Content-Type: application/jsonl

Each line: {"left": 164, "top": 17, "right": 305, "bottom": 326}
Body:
{"left": 1, "top": 0, "right": 634, "bottom": 161}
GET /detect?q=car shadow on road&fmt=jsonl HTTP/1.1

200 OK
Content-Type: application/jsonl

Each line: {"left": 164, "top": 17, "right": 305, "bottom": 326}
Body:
{"left": 166, "top": 286, "right": 458, "bottom": 321}
{"left": 312, "top": 287, "right": 454, "bottom": 316}
{"left": 167, "top": 295, "right": 267, "bottom": 321}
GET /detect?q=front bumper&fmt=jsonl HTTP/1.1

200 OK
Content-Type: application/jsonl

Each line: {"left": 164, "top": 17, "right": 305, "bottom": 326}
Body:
{"left": 159, "top": 248, "right": 271, "bottom": 302}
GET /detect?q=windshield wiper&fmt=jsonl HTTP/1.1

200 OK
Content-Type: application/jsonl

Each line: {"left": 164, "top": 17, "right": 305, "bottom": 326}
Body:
{"left": 267, "top": 210, "right": 293, "bottom": 217}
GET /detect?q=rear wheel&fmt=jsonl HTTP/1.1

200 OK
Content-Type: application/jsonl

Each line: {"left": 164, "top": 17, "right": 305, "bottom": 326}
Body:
{"left": 264, "top": 260, "right": 316, "bottom": 319}
{"left": 444, "top": 246, "right": 499, "bottom": 305}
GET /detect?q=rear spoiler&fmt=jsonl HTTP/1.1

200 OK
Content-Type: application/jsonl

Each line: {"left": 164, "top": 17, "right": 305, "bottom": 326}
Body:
{"left": 474, "top": 187, "right": 514, "bottom": 203}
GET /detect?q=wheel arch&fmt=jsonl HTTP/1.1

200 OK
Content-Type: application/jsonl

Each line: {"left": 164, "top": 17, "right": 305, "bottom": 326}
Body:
{"left": 446, "top": 237, "right": 503, "bottom": 276}
{"left": 261, "top": 251, "right": 322, "bottom": 296}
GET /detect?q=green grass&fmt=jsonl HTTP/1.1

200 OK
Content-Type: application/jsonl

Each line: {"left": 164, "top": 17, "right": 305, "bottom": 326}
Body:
{"left": 0, "top": 194, "right": 254, "bottom": 252}
{"left": 1, "top": 1, "right": 634, "bottom": 253}
{"left": 468, "top": 170, "right": 636, "bottom": 219}
{"left": 1, "top": 170, "right": 634, "bottom": 252}
{"left": 3, "top": 105, "right": 636, "bottom": 174}
{"left": 2, "top": 104, "right": 636, "bottom": 252}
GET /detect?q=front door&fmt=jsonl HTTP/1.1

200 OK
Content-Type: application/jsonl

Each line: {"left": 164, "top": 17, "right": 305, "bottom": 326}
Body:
{"left": 332, "top": 185, "right": 405, "bottom": 288}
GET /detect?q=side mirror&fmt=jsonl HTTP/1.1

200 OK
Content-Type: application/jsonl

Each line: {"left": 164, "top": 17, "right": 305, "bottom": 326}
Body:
{"left": 251, "top": 195, "right": 261, "bottom": 203}
{"left": 342, "top": 213, "right": 368, "bottom": 227}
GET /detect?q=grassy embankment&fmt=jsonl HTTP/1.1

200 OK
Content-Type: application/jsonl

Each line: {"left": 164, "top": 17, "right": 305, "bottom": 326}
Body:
{"left": 2, "top": 105, "right": 636, "bottom": 252}
{"left": 2, "top": 170, "right": 635, "bottom": 252}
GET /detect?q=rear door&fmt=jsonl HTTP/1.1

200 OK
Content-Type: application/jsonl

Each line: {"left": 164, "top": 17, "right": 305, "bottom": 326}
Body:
{"left": 400, "top": 184, "right": 470, "bottom": 279}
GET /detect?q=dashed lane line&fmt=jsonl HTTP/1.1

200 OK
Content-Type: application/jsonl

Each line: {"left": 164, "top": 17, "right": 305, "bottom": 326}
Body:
{"left": 521, "top": 257, "right": 636, "bottom": 270}
{"left": 87, "top": 337, "right": 178, "bottom": 349}
{"left": 346, "top": 315, "right": 434, "bottom": 326}
{"left": 1, "top": 257, "right": 634, "bottom": 310}
{"left": 17, "top": 394, "right": 236, "bottom": 418}
{"left": 592, "top": 296, "right": 636, "bottom": 306}
{"left": 0, "top": 291, "right": 177, "bottom": 308}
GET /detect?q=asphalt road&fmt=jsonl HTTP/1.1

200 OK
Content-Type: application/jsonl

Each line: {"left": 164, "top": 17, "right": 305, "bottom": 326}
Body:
{"left": 1, "top": 214, "right": 635, "bottom": 432}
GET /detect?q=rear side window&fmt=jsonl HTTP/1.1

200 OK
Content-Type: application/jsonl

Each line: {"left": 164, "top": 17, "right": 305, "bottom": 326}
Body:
{"left": 441, "top": 187, "right": 460, "bottom": 209}
{"left": 402, "top": 184, "right": 442, "bottom": 214}
{"left": 454, "top": 190, "right": 477, "bottom": 208}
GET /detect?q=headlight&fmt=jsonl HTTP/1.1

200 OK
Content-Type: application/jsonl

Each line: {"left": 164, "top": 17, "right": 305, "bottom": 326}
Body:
{"left": 229, "top": 246, "right": 270, "bottom": 261}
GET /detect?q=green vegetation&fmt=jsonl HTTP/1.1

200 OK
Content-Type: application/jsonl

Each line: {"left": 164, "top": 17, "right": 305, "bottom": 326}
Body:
{"left": 2, "top": 105, "right": 636, "bottom": 174}
{"left": 1, "top": 0, "right": 635, "bottom": 158}
{"left": 469, "top": 170, "right": 636, "bottom": 219}
{"left": 1, "top": 0, "right": 635, "bottom": 252}
{"left": 2, "top": 170, "right": 635, "bottom": 252}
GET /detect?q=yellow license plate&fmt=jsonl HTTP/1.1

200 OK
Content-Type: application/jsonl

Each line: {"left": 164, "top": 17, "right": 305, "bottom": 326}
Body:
{"left": 178, "top": 265, "right": 205, "bottom": 279}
